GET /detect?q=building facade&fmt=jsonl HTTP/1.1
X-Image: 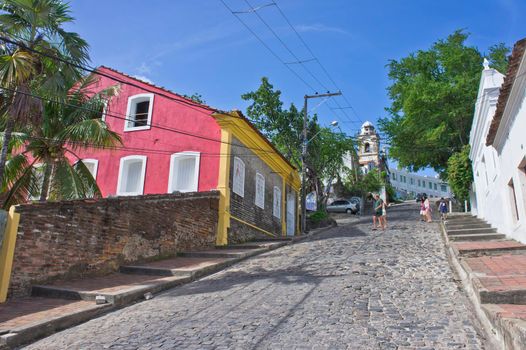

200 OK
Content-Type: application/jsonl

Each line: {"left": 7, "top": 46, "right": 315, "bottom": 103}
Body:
{"left": 470, "top": 39, "right": 526, "bottom": 244}
{"left": 390, "top": 168, "right": 452, "bottom": 199}
{"left": 69, "top": 67, "right": 300, "bottom": 244}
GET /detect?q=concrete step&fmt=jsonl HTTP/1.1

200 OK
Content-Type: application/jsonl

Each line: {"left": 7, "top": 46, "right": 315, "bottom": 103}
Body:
{"left": 31, "top": 273, "right": 191, "bottom": 306}
{"left": 177, "top": 248, "right": 265, "bottom": 259}
{"left": 463, "top": 255, "right": 526, "bottom": 305}
{"left": 224, "top": 241, "right": 288, "bottom": 250}
{"left": 0, "top": 298, "right": 112, "bottom": 349}
{"left": 446, "top": 223, "right": 492, "bottom": 230}
{"left": 446, "top": 215, "right": 477, "bottom": 221}
{"left": 452, "top": 240, "right": 526, "bottom": 257}
{"left": 119, "top": 256, "right": 236, "bottom": 279}
{"left": 447, "top": 227, "right": 497, "bottom": 235}
{"left": 448, "top": 233, "right": 507, "bottom": 241}
{"left": 481, "top": 304, "right": 526, "bottom": 350}
{"left": 446, "top": 219, "right": 486, "bottom": 225}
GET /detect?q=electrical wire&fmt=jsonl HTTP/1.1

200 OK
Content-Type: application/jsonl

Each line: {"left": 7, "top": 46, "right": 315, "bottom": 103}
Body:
{"left": 272, "top": 0, "right": 364, "bottom": 124}
{"left": 0, "top": 85, "right": 281, "bottom": 157}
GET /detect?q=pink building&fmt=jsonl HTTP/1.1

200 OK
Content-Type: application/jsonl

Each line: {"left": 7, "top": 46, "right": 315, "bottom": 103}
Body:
{"left": 74, "top": 66, "right": 221, "bottom": 197}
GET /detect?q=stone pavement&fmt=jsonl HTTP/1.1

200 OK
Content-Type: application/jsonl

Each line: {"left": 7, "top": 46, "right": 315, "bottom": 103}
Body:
{"left": 25, "top": 203, "right": 485, "bottom": 349}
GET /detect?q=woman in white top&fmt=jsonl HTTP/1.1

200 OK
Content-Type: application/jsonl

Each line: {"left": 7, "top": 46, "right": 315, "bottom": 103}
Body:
{"left": 424, "top": 196, "right": 432, "bottom": 223}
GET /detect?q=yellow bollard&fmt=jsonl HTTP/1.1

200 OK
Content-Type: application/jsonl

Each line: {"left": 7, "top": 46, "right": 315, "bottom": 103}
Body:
{"left": 0, "top": 206, "right": 20, "bottom": 303}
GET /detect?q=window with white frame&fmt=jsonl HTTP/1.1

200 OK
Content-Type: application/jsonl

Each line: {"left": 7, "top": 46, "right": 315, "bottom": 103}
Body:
{"left": 79, "top": 159, "right": 99, "bottom": 180}
{"left": 255, "top": 173, "right": 265, "bottom": 209}
{"left": 125, "top": 93, "right": 154, "bottom": 131}
{"left": 273, "top": 186, "right": 281, "bottom": 219}
{"left": 117, "top": 155, "right": 147, "bottom": 196}
{"left": 168, "top": 151, "right": 200, "bottom": 193}
{"left": 232, "top": 157, "right": 245, "bottom": 197}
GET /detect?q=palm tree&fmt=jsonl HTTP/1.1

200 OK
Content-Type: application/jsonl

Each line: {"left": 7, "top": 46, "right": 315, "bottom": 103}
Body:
{"left": 0, "top": 0, "right": 89, "bottom": 187}
{"left": 2, "top": 76, "right": 121, "bottom": 208}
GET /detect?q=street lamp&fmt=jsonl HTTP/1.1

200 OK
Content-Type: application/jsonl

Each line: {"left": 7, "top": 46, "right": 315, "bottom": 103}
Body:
{"left": 307, "top": 120, "right": 339, "bottom": 143}
{"left": 301, "top": 91, "right": 341, "bottom": 235}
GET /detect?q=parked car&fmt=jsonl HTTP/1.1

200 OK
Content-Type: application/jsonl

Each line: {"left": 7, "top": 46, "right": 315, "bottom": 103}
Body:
{"left": 327, "top": 199, "right": 358, "bottom": 214}
{"left": 349, "top": 197, "right": 361, "bottom": 212}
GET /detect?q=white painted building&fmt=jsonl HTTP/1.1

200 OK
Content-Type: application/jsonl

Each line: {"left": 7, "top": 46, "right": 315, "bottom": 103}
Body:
{"left": 470, "top": 38, "right": 526, "bottom": 243}
{"left": 390, "top": 168, "right": 452, "bottom": 199}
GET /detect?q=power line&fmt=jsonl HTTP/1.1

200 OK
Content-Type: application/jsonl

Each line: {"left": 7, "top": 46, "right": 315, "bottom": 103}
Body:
{"left": 241, "top": 0, "right": 360, "bottom": 128}
{"left": 0, "top": 35, "right": 231, "bottom": 117}
{"left": 219, "top": 0, "right": 317, "bottom": 93}
{"left": 271, "top": 0, "right": 364, "bottom": 124}
{"left": 0, "top": 85, "right": 280, "bottom": 157}
{"left": 17, "top": 134, "right": 282, "bottom": 159}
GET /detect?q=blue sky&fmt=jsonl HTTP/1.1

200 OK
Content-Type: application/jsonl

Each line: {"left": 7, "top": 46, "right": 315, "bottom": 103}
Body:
{"left": 66, "top": 0, "right": 525, "bottom": 175}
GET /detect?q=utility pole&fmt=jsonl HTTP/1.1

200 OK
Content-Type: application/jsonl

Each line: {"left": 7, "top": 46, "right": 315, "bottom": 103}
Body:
{"left": 301, "top": 91, "right": 341, "bottom": 234}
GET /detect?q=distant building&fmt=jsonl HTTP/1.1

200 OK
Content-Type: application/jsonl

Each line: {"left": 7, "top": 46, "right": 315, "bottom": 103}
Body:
{"left": 470, "top": 38, "right": 526, "bottom": 244}
{"left": 390, "top": 169, "right": 452, "bottom": 199}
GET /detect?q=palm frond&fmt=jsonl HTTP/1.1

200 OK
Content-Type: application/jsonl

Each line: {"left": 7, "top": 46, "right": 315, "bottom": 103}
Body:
{"left": 1, "top": 155, "right": 39, "bottom": 209}
{"left": 58, "top": 118, "right": 122, "bottom": 148}
{"left": 50, "top": 158, "right": 100, "bottom": 200}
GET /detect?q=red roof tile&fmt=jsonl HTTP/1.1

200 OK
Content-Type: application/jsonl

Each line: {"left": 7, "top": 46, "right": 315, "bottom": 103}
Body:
{"left": 486, "top": 38, "right": 526, "bottom": 146}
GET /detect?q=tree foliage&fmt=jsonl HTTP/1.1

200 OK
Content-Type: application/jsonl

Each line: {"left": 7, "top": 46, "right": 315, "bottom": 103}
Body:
{"left": 379, "top": 30, "right": 510, "bottom": 177}
{"left": 183, "top": 93, "right": 206, "bottom": 104}
{"left": 0, "top": 0, "right": 90, "bottom": 190}
{"left": 446, "top": 145, "right": 473, "bottom": 202}
{"left": 1, "top": 76, "right": 122, "bottom": 208}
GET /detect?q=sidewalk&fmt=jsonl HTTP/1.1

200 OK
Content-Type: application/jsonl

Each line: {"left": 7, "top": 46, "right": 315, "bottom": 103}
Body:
{"left": 0, "top": 226, "right": 333, "bottom": 349}
{"left": 441, "top": 214, "right": 526, "bottom": 350}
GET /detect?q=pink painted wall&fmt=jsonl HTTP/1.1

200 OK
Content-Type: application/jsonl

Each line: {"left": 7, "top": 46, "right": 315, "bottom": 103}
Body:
{"left": 71, "top": 67, "right": 221, "bottom": 197}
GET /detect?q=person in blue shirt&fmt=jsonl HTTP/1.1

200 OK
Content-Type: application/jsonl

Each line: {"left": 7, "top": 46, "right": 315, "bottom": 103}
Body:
{"left": 439, "top": 197, "right": 448, "bottom": 221}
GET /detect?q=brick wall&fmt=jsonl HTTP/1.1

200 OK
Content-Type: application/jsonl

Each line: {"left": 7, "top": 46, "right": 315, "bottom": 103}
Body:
{"left": 8, "top": 191, "right": 219, "bottom": 298}
{"left": 228, "top": 137, "right": 294, "bottom": 243}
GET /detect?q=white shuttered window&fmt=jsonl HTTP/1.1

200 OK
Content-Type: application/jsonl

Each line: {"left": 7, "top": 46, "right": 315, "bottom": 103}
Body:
{"left": 168, "top": 152, "right": 200, "bottom": 193}
{"left": 117, "top": 156, "right": 147, "bottom": 196}
{"left": 233, "top": 157, "right": 245, "bottom": 197}
{"left": 255, "top": 173, "right": 265, "bottom": 209}
{"left": 273, "top": 186, "right": 281, "bottom": 219}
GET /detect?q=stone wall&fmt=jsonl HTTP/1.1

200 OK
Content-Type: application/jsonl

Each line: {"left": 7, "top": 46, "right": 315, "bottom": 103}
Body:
{"left": 8, "top": 191, "right": 219, "bottom": 298}
{"left": 228, "top": 137, "right": 284, "bottom": 243}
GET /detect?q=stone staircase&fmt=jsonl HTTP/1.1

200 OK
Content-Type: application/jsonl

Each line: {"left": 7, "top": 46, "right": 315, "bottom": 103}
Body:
{"left": 442, "top": 214, "right": 526, "bottom": 349}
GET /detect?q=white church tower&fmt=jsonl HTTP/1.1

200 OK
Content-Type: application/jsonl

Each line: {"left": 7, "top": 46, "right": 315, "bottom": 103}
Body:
{"left": 357, "top": 121, "right": 381, "bottom": 173}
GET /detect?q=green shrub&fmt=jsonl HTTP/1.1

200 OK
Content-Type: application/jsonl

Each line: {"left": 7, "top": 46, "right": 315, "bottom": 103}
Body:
{"left": 308, "top": 210, "right": 328, "bottom": 223}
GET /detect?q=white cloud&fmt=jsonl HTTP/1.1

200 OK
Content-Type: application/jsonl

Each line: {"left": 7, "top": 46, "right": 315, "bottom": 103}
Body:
{"left": 295, "top": 23, "right": 350, "bottom": 35}
{"left": 133, "top": 75, "right": 154, "bottom": 84}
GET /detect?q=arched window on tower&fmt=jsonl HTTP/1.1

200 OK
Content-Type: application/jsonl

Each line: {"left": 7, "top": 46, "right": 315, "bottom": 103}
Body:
{"left": 364, "top": 142, "right": 370, "bottom": 153}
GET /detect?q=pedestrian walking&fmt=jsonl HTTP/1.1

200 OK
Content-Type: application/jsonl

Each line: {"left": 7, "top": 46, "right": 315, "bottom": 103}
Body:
{"left": 424, "top": 196, "right": 432, "bottom": 223}
{"left": 382, "top": 200, "right": 388, "bottom": 229}
{"left": 372, "top": 194, "right": 386, "bottom": 230}
{"left": 419, "top": 198, "right": 426, "bottom": 221}
{"left": 439, "top": 197, "right": 448, "bottom": 221}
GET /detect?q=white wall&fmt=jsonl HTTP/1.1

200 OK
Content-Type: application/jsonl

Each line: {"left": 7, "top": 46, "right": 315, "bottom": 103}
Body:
{"left": 470, "top": 58, "right": 526, "bottom": 243}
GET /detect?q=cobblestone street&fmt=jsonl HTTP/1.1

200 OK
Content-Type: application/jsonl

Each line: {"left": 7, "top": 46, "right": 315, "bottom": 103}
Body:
{"left": 26, "top": 203, "right": 486, "bottom": 350}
